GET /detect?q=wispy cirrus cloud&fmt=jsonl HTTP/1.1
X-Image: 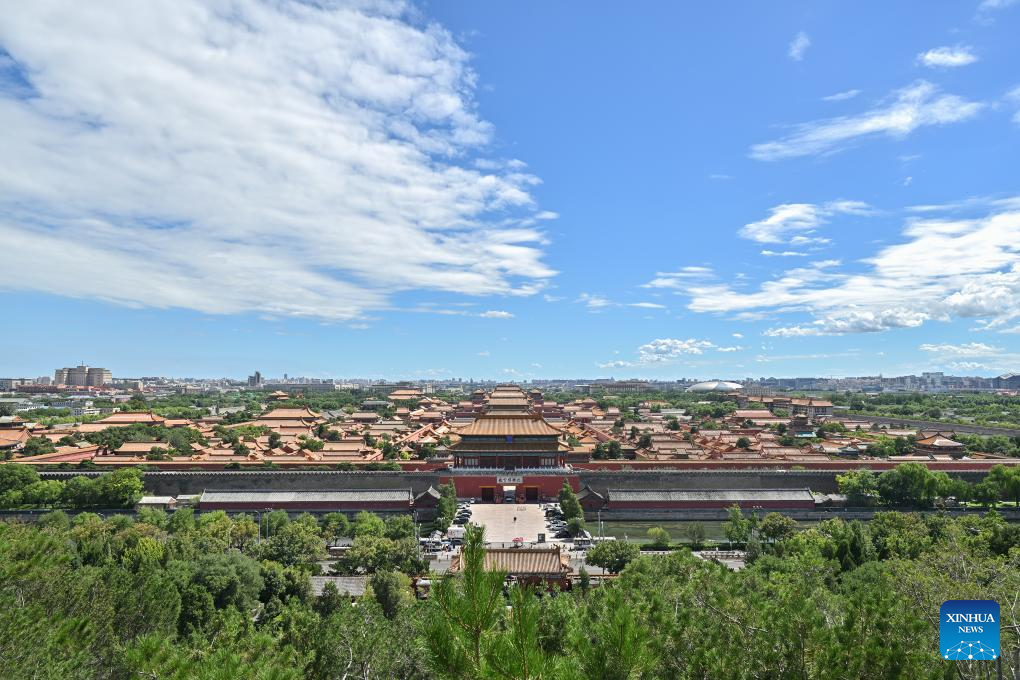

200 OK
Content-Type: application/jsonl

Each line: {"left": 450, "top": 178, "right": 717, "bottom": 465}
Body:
{"left": 788, "top": 32, "right": 811, "bottom": 61}
{"left": 750, "top": 81, "right": 983, "bottom": 161}
{"left": 641, "top": 266, "right": 713, "bottom": 289}
{"left": 919, "top": 342, "right": 1001, "bottom": 357}
{"left": 0, "top": 0, "right": 555, "bottom": 322}
{"left": 761, "top": 250, "right": 808, "bottom": 257}
{"left": 917, "top": 45, "right": 978, "bottom": 68}
{"left": 480, "top": 310, "right": 514, "bottom": 319}
{"left": 577, "top": 293, "right": 666, "bottom": 312}
{"left": 823, "top": 89, "right": 862, "bottom": 102}
{"left": 740, "top": 200, "right": 872, "bottom": 244}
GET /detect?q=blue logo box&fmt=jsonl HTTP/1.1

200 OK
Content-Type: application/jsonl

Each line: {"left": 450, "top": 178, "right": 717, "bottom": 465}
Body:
{"left": 940, "top": 600, "right": 1000, "bottom": 660}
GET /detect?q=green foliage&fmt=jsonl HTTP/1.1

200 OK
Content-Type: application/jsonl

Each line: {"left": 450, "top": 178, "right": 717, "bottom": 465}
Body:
{"left": 436, "top": 481, "right": 458, "bottom": 531}
{"left": 319, "top": 512, "right": 350, "bottom": 541}
{"left": 422, "top": 524, "right": 505, "bottom": 678}
{"left": 0, "top": 465, "right": 142, "bottom": 509}
{"left": 837, "top": 468, "right": 880, "bottom": 505}
{"left": 3, "top": 500, "right": 1020, "bottom": 679}
{"left": 352, "top": 510, "right": 386, "bottom": 537}
{"left": 23, "top": 436, "right": 57, "bottom": 456}
{"left": 586, "top": 540, "right": 640, "bottom": 573}
{"left": 557, "top": 481, "right": 583, "bottom": 521}
{"left": 338, "top": 534, "right": 425, "bottom": 575}
{"left": 722, "top": 504, "right": 753, "bottom": 548}
{"left": 646, "top": 526, "right": 670, "bottom": 549}
{"left": 369, "top": 570, "right": 412, "bottom": 619}
{"left": 384, "top": 514, "right": 416, "bottom": 540}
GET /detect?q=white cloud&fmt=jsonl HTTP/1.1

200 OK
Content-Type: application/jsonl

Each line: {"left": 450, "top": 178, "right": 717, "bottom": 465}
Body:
{"left": 732, "top": 333, "right": 744, "bottom": 338}
{"left": 946, "top": 361, "right": 989, "bottom": 371}
{"left": 639, "top": 338, "right": 716, "bottom": 362}
{"left": 761, "top": 250, "right": 808, "bottom": 257}
{"left": 788, "top": 32, "right": 811, "bottom": 61}
{"left": 750, "top": 81, "right": 983, "bottom": 161}
{"left": 629, "top": 302, "right": 666, "bottom": 309}
{"left": 979, "top": 0, "right": 1017, "bottom": 9}
{"left": 1007, "top": 86, "right": 1020, "bottom": 125}
{"left": 476, "top": 350, "right": 490, "bottom": 357}
{"left": 685, "top": 198, "right": 1020, "bottom": 335}
{"left": 919, "top": 342, "right": 1001, "bottom": 356}
{"left": 596, "top": 360, "right": 633, "bottom": 369}
{"left": 741, "top": 200, "right": 872, "bottom": 244}
{"left": 641, "top": 266, "right": 713, "bottom": 289}
{"left": 823, "top": 89, "right": 862, "bottom": 102}
{"left": 917, "top": 45, "right": 978, "bottom": 68}
{"left": 479, "top": 310, "right": 513, "bottom": 319}
{"left": 601, "top": 337, "right": 741, "bottom": 368}
{"left": 577, "top": 293, "right": 613, "bottom": 311}
{"left": 0, "top": 1, "right": 554, "bottom": 322}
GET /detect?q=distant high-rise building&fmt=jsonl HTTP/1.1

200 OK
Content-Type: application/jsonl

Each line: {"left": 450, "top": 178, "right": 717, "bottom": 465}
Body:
{"left": 248, "top": 371, "right": 263, "bottom": 387}
{"left": 54, "top": 368, "right": 70, "bottom": 385}
{"left": 68, "top": 365, "right": 90, "bottom": 387}
{"left": 86, "top": 368, "right": 112, "bottom": 386}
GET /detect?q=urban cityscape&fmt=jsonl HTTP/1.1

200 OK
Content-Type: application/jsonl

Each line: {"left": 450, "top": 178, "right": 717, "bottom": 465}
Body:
{"left": 3, "top": 1, "right": 1020, "bottom": 679}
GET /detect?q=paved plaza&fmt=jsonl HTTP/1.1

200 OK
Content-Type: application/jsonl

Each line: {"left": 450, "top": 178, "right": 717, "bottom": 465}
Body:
{"left": 469, "top": 503, "right": 550, "bottom": 544}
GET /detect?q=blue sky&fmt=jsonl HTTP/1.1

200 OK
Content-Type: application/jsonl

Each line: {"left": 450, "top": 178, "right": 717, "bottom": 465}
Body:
{"left": 2, "top": 0, "right": 1019, "bottom": 380}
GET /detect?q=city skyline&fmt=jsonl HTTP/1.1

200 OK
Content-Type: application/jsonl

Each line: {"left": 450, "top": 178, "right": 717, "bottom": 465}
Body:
{"left": 3, "top": 2, "right": 1020, "bottom": 379}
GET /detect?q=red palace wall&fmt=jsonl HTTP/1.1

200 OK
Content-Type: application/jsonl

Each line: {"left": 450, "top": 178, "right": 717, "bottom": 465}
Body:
{"left": 573, "top": 460, "right": 1020, "bottom": 473}
{"left": 609, "top": 499, "right": 815, "bottom": 510}
{"left": 199, "top": 500, "right": 411, "bottom": 511}
{"left": 441, "top": 474, "right": 579, "bottom": 500}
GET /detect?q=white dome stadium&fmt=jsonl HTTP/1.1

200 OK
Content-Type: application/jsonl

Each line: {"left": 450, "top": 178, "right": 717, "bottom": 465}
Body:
{"left": 687, "top": 380, "right": 743, "bottom": 392}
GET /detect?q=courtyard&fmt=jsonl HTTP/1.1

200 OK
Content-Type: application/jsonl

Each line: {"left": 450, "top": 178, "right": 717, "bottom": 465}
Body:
{"left": 468, "top": 503, "right": 551, "bottom": 544}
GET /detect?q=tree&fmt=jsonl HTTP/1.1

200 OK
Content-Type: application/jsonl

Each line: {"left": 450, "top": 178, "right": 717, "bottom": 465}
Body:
{"left": 571, "top": 587, "right": 656, "bottom": 680}
{"left": 369, "top": 570, "right": 411, "bottom": 619}
{"left": 987, "top": 464, "right": 1020, "bottom": 506}
{"left": 320, "top": 512, "right": 350, "bottom": 542}
{"left": 836, "top": 468, "right": 880, "bottom": 505}
{"left": 606, "top": 440, "right": 623, "bottom": 459}
{"left": 0, "top": 464, "right": 39, "bottom": 495}
{"left": 262, "top": 518, "right": 325, "bottom": 566}
{"left": 384, "top": 514, "right": 415, "bottom": 540}
{"left": 586, "top": 540, "right": 640, "bottom": 574}
{"left": 757, "top": 513, "right": 798, "bottom": 544}
{"left": 722, "top": 505, "right": 752, "bottom": 548}
{"left": 647, "top": 526, "right": 670, "bottom": 549}
{"left": 436, "top": 481, "right": 458, "bottom": 531}
{"left": 485, "top": 585, "right": 564, "bottom": 679}
{"left": 558, "top": 481, "right": 583, "bottom": 521}
{"left": 637, "top": 433, "right": 653, "bottom": 449}
{"left": 191, "top": 551, "right": 264, "bottom": 611}
{"left": 21, "top": 480, "right": 63, "bottom": 507}
{"left": 94, "top": 468, "right": 144, "bottom": 507}
{"left": 352, "top": 511, "right": 386, "bottom": 538}
{"left": 877, "top": 463, "right": 939, "bottom": 508}
{"left": 22, "top": 437, "right": 57, "bottom": 457}
{"left": 685, "top": 522, "right": 707, "bottom": 549}
{"left": 422, "top": 524, "right": 505, "bottom": 677}
{"left": 335, "top": 535, "right": 425, "bottom": 575}
{"left": 567, "top": 516, "right": 586, "bottom": 536}
{"left": 735, "top": 436, "right": 751, "bottom": 450}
